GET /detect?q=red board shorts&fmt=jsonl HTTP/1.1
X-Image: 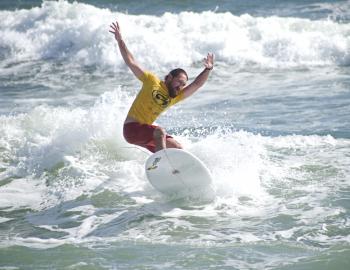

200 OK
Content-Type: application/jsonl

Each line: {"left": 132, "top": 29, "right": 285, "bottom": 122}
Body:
{"left": 123, "top": 122, "right": 173, "bottom": 153}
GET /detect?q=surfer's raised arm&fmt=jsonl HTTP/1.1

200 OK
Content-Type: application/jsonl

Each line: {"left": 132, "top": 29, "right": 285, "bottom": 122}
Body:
{"left": 110, "top": 19, "right": 214, "bottom": 153}
{"left": 109, "top": 20, "right": 145, "bottom": 80}
{"left": 182, "top": 53, "right": 214, "bottom": 98}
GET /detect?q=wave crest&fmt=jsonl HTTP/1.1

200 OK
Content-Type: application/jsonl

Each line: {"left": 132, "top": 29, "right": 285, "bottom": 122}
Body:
{"left": 0, "top": 0, "right": 349, "bottom": 69}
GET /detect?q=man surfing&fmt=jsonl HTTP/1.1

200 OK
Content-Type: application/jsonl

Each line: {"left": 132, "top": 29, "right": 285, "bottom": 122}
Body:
{"left": 109, "top": 20, "right": 214, "bottom": 153}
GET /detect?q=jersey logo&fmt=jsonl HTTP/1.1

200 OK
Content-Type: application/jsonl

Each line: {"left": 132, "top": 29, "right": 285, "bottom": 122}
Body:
{"left": 152, "top": 90, "right": 170, "bottom": 108}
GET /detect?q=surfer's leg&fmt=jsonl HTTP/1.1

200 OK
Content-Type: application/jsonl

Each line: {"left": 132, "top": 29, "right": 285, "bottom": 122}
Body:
{"left": 153, "top": 127, "right": 183, "bottom": 151}
{"left": 153, "top": 127, "right": 166, "bottom": 152}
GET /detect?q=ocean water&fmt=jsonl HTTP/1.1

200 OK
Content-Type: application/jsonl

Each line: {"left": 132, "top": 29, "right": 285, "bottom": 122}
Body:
{"left": 0, "top": 0, "right": 350, "bottom": 269}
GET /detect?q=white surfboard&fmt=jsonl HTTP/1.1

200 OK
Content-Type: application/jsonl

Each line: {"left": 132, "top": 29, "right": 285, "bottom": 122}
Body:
{"left": 145, "top": 148, "right": 213, "bottom": 197}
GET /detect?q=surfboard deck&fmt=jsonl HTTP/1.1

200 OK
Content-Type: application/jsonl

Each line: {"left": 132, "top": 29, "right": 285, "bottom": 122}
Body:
{"left": 145, "top": 148, "right": 213, "bottom": 197}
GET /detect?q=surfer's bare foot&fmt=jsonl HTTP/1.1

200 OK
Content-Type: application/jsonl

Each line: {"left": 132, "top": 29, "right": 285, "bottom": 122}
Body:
{"left": 154, "top": 127, "right": 166, "bottom": 152}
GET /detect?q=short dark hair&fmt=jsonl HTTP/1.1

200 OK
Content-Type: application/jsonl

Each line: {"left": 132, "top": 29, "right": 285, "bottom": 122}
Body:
{"left": 169, "top": 68, "right": 188, "bottom": 80}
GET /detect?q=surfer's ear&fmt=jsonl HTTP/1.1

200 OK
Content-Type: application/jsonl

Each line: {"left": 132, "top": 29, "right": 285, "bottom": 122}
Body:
{"left": 165, "top": 74, "right": 172, "bottom": 81}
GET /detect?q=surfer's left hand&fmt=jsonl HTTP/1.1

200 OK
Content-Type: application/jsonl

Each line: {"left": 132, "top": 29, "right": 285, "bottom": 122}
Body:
{"left": 204, "top": 53, "right": 214, "bottom": 70}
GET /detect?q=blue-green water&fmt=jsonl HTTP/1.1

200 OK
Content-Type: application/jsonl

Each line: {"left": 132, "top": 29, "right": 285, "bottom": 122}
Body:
{"left": 0, "top": 0, "right": 350, "bottom": 269}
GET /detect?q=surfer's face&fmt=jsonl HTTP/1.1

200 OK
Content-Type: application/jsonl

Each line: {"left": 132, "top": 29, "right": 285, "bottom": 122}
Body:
{"left": 166, "top": 73, "right": 187, "bottom": 98}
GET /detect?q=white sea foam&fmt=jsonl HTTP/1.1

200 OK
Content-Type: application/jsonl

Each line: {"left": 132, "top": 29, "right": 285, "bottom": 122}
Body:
{"left": 0, "top": 89, "right": 135, "bottom": 209}
{"left": 0, "top": 0, "right": 349, "bottom": 71}
{"left": 0, "top": 81, "right": 349, "bottom": 248}
{"left": 1, "top": 85, "right": 349, "bottom": 213}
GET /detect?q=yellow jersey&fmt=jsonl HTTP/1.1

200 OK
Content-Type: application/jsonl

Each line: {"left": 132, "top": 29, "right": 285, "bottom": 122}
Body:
{"left": 127, "top": 71, "right": 184, "bottom": 124}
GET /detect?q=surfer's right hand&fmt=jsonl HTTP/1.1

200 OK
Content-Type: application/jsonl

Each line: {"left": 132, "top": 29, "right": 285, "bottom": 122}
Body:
{"left": 109, "top": 20, "right": 122, "bottom": 42}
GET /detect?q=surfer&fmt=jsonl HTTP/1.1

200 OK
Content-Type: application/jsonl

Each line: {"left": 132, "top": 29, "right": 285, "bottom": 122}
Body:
{"left": 109, "top": 20, "right": 214, "bottom": 153}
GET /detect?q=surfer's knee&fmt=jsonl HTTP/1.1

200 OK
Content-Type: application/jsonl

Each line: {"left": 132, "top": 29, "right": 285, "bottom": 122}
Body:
{"left": 153, "top": 127, "right": 166, "bottom": 140}
{"left": 153, "top": 127, "right": 166, "bottom": 152}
